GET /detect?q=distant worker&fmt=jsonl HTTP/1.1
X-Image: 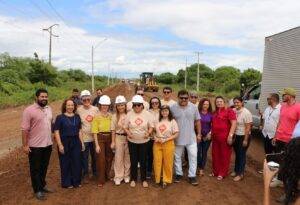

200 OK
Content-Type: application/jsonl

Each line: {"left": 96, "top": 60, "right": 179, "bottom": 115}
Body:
{"left": 211, "top": 96, "right": 237, "bottom": 181}
{"left": 71, "top": 88, "right": 82, "bottom": 105}
{"left": 21, "top": 88, "right": 54, "bottom": 200}
{"left": 77, "top": 90, "right": 99, "bottom": 183}
{"left": 232, "top": 96, "right": 252, "bottom": 182}
{"left": 92, "top": 88, "right": 103, "bottom": 106}
{"left": 54, "top": 99, "right": 84, "bottom": 189}
{"left": 161, "top": 86, "right": 176, "bottom": 107}
{"left": 124, "top": 95, "right": 154, "bottom": 188}
{"left": 171, "top": 90, "right": 201, "bottom": 186}
{"left": 189, "top": 91, "right": 199, "bottom": 107}
{"left": 111, "top": 95, "right": 130, "bottom": 186}
{"left": 127, "top": 89, "right": 150, "bottom": 112}
{"left": 92, "top": 95, "right": 113, "bottom": 187}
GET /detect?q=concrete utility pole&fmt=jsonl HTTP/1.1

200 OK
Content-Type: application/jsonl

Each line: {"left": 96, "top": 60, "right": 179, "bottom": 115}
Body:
{"left": 185, "top": 57, "right": 188, "bottom": 89}
{"left": 43, "top": 24, "right": 59, "bottom": 65}
{"left": 195, "top": 51, "right": 203, "bottom": 92}
{"left": 91, "top": 38, "right": 107, "bottom": 92}
{"left": 107, "top": 64, "right": 110, "bottom": 86}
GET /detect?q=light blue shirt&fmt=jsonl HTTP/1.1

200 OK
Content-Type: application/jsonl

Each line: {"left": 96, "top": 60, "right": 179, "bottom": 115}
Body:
{"left": 292, "top": 121, "right": 300, "bottom": 138}
{"left": 170, "top": 102, "right": 201, "bottom": 145}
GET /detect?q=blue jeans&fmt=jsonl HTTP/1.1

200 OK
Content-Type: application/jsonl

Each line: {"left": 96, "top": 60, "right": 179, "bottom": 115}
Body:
{"left": 81, "top": 142, "right": 96, "bottom": 177}
{"left": 197, "top": 140, "right": 211, "bottom": 169}
{"left": 233, "top": 135, "right": 249, "bottom": 175}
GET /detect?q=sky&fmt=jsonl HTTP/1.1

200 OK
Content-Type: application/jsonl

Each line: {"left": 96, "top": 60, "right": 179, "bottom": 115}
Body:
{"left": 0, "top": 0, "right": 299, "bottom": 78}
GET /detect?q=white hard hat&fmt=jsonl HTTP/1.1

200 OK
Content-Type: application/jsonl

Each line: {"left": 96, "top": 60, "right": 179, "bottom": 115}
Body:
{"left": 80, "top": 90, "right": 91, "bottom": 97}
{"left": 115, "top": 95, "right": 127, "bottom": 104}
{"left": 99, "top": 95, "right": 111, "bottom": 105}
{"left": 132, "top": 95, "right": 144, "bottom": 104}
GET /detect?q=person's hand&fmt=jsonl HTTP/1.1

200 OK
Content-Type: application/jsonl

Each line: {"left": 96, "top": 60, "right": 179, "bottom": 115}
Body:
{"left": 263, "top": 159, "right": 279, "bottom": 187}
{"left": 58, "top": 144, "right": 64, "bottom": 154}
{"left": 242, "top": 139, "right": 248, "bottom": 147}
{"left": 271, "top": 138, "right": 276, "bottom": 146}
{"left": 259, "top": 125, "right": 263, "bottom": 130}
{"left": 227, "top": 135, "right": 234, "bottom": 145}
{"left": 23, "top": 145, "right": 31, "bottom": 155}
{"left": 196, "top": 134, "right": 202, "bottom": 143}
{"left": 110, "top": 142, "right": 116, "bottom": 150}
{"left": 95, "top": 145, "right": 101, "bottom": 154}
{"left": 144, "top": 132, "right": 150, "bottom": 139}
{"left": 206, "top": 133, "right": 212, "bottom": 141}
{"left": 154, "top": 137, "right": 160, "bottom": 143}
{"left": 81, "top": 143, "right": 85, "bottom": 152}
{"left": 127, "top": 132, "right": 133, "bottom": 139}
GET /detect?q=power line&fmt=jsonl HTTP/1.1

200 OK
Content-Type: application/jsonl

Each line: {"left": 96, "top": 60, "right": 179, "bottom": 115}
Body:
{"left": 27, "top": 0, "right": 53, "bottom": 21}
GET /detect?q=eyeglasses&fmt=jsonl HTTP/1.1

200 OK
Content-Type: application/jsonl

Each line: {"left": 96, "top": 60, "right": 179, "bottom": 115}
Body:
{"left": 82, "top": 99, "right": 91, "bottom": 102}
{"left": 137, "top": 93, "right": 144, "bottom": 96}
{"left": 133, "top": 104, "right": 143, "bottom": 107}
{"left": 179, "top": 97, "right": 189, "bottom": 100}
{"left": 163, "top": 91, "right": 171, "bottom": 94}
{"left": 151, "top": 102, "right": 159, "bottom": 105}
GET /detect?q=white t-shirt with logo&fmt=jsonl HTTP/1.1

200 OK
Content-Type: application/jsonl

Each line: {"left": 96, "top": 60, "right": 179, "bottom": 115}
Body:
{"left": 77, "top": 105, "right": 99, "bottom": 142}
{"left": 155, "top": 119, "right": 179, "bottom": 139}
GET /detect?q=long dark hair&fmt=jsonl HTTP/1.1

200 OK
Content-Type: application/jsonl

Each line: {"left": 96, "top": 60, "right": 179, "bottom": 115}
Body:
{"left": 281, "top": 138, "right": 300, "bottom": 204}
{"left": 159, "top": 105, "right": 173, "bottom": 122}
{"left": 61, "top": 98, "right": 77, "bottom": 114}
{"left": 149, "top": 96, "right": 161, "bottom": 109}
{"left": 198, "top": 98, "right": 213, "bottom": 113}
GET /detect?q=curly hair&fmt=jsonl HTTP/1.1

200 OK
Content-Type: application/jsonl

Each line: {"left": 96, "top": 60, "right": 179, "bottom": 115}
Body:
{"left": 280, "top": 138, "right": 300, "bottom": 204}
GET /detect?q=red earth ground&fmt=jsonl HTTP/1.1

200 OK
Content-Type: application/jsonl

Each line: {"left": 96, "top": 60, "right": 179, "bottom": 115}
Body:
{"left": 0, "top": 83, "right": 282, "bottom": 205}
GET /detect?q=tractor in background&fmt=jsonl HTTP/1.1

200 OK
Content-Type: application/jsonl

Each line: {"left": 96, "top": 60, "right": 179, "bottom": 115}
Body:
{"left": 135, "top": 72, "right": 159, "bottom": 92}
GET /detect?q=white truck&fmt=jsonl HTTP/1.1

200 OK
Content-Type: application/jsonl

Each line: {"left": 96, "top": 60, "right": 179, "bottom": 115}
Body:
{"left": 243, "top": 27, "right": 300, "bottom": 128}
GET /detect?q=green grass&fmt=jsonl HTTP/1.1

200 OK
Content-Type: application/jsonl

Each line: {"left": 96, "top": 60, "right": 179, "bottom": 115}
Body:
{"left": 0, "top": 80, "right": 107, "bottom": 109}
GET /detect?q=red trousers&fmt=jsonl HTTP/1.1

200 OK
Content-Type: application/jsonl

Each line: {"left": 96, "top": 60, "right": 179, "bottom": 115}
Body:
{"left": 212, "top": 137, "right": 232, "bottom": 177}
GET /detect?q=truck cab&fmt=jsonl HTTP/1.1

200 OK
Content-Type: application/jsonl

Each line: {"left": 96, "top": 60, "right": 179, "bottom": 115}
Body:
{"left": 243, "top": 84, "right": 261, "bottom": 129}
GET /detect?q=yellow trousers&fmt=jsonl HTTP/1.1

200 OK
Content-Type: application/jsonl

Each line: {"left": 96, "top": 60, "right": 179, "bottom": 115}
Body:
{"left": 153, "top": 140, "right": 175, "bottom": 184}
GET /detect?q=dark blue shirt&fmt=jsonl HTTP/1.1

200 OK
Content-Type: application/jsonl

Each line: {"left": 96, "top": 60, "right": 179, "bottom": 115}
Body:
{"left": 54, "top": 114, "right": 81, "bottom": 138}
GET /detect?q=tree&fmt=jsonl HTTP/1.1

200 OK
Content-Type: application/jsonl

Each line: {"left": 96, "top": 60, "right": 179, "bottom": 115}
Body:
{"left": 240, "top": 68, "right": 262, "bottom": 91}
{"left": 214, "top": 66, "right": 241, "bottom": 92}
{"left": 156, "top": 72, "right": 176, "bottom": 84}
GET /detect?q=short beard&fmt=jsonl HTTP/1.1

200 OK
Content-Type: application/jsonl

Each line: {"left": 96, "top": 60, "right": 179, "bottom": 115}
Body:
{"left": 37, "top": 100, "right": 48, "bottom": 107}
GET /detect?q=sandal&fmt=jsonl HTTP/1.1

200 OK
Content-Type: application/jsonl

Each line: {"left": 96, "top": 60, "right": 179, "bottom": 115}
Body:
{"left": 97, "top": 184, "right": 103, "bottom": 187}
{"left": 209, "top": 173, "right": 215, "bottom": 177}
{"left": 217, "top": 176, "right": 223, "bottom": 181}
{"left": 233, "top": 175, "right": 244, "bottom": 182}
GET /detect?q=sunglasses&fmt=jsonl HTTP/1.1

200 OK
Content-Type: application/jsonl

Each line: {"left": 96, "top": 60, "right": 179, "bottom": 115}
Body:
{"left": 179, "top": 97, "right": 189, "bottom": 100}
{"left": 151, "top": 101, "right": 159, "bottom": 104}
{"left": 190, "top": 96, "right": 198, "bottom": 99}
{"left": 133, "top": 104, "right": 143, "bottom": 107}
{"left": 138, "top": 93, "right": 144, "bottom": 96}
{"left": 82, "top": 98, "right": 91, "bottom": 102}
{"left": 163, "top": 91, "right": 171, "bottom": 94}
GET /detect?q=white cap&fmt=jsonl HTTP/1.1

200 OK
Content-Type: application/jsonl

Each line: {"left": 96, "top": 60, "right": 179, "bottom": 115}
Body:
{"left": 80, "top": 90, "right": 91, "bottom": 97}
{"left": 115, "top": 95, "right": 127, "bottom": 104}
{"left": 132, "top": 95, "right": 144, "bottom": 103}
{"left": 99, "top": 95, "right": 111, "bottom": 105}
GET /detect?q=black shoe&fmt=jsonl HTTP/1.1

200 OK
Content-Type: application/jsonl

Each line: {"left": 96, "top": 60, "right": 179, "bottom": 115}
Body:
{"left": 35, "top": 191, "right": 46, "bottom": 200}
{"left": 42, "top": 186, "right": 54, "bottom": 193}
{"left": 189, "top": 177, "right": 199, "bottom": 186}
{"left": 146, "top": 172, "right": 152, "bottom": 179}
{"left": 174, "top": 175, "right": 182, "bottom": 183}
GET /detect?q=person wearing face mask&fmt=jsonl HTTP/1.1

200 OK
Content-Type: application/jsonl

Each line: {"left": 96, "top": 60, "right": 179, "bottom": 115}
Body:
{"left": 77, "top": 90, "right": 99, "bottom": 183}
{"left": 21, "top": 89, "right": 54, "bottom": 200}
{"left": 54, "top": 99, "right": 84, "bottom": 189}
{"left": 91, "top": 95, "right": 113, "bottom": 187}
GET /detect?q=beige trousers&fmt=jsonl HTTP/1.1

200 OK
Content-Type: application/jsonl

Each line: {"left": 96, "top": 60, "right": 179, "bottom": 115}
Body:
{"left": 114, "top": 135, "right": 131, "bottom": 181}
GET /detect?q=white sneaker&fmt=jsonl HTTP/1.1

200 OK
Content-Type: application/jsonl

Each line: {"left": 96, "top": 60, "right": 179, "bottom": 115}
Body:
{"left": 115, "top": 179, "right": 121, "bottom": 186}
{"left": 124, "top": 177, "right": 130, "bottom": 183}
{"left": 270, "top": 178, "right": 284, "bottom": 188}
{"left": 130, "top": 181, "right": 136, "bottom": 188}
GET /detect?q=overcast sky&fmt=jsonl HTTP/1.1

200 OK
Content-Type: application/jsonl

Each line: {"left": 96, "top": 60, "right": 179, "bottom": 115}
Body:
{"left": 0, "top": 0, "right": 299, "bottom": 78}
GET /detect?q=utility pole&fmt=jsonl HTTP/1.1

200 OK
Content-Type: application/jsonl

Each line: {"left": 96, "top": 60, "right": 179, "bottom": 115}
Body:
{"left": 107, "top": 64, "right": 110, "bottom": 86}
{"left": 195, "top": 51, "right": 203, "bottom": 92}
{"left": 43, "top": 24, "right": 59, "bottom": 65}
{"left": 91, "top": 38, "right": 107, "bottom": 92}
{"left": 185, "top": 57, "right": 188, "bottom": 89}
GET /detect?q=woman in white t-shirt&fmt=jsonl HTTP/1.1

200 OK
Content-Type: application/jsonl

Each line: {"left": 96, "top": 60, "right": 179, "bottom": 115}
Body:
{"left": 232, "top": 96, "right": 253, "bottom": 181}
{"left": 153, "top": 105, "right": 179, "bottom": 188}
{"left": 124, "top": 95, "right": 154, "bottom": 188}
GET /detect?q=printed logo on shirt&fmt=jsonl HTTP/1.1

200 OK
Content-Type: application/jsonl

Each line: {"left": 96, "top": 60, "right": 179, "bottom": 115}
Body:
{"left": 159, "top": 124, "right": 167, "bottom": 133}
{"left": 85, "top": 115, "right": 93, "bottom": 122}
{"left": 135, "top": 118, "right": 143, "bottom": 126}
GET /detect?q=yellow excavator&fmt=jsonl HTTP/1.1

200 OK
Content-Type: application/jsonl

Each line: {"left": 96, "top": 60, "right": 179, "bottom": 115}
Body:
{"left": 135, "top": 72, "right": 159, "bottom": 92}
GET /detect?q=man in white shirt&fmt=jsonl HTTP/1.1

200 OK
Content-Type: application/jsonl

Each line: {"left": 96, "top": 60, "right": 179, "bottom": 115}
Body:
{"left": 161, "top": 86, "right": 176, "bottom": 107}
{"left": 261, "top": 93, "right": 281, "bottom": 154}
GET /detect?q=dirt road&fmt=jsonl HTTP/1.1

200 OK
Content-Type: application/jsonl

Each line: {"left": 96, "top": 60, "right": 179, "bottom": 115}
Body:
{"left": 0, "top": 83, "right": 282, "bottom": 205}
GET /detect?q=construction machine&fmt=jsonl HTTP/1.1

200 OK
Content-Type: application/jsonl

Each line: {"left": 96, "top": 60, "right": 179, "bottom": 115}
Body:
{"left": 135, "top": 72, "right": 159, "bottom": 92}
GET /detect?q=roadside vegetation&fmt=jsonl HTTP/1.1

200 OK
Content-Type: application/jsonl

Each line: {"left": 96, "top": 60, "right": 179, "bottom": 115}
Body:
{"left": 0, "top": 52, "right": 107, "bottom": 108}
{"left": 156, "top": 64, "right": 262, "bottom": 98}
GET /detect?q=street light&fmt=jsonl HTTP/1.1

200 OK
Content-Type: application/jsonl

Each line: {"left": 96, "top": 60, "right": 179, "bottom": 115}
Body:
{"left": 91, "top": 38, "right": 107, "bottom": 92}
{"left": 195, "top": 51, "right": 203, "bottom": 92}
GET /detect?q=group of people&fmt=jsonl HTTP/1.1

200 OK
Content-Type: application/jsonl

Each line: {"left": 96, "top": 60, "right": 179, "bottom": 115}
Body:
{"left": 21, "top": 86, "right": 299, "bottom": 203}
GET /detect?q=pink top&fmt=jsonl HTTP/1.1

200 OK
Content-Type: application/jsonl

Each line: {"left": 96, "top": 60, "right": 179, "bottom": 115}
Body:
{"left": 275, "top": 102, "right": 300, "bottom": 143}
{"left": 21, "top": 103, "right": 53, "bottom": 147}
